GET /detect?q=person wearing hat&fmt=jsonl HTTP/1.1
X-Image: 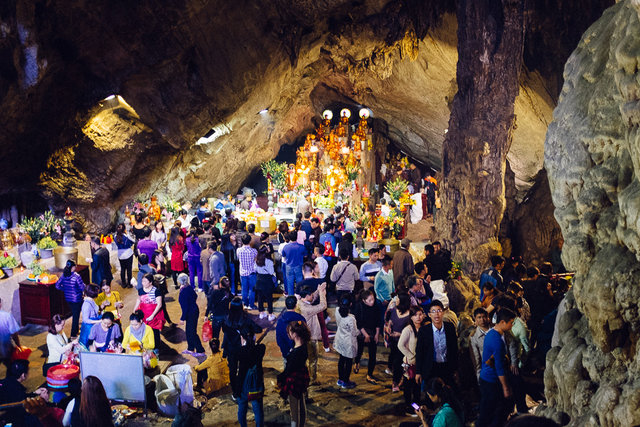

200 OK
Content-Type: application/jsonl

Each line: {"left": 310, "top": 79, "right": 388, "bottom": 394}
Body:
{"left": 393, "top": 238, "right": 414, "bottom": 286}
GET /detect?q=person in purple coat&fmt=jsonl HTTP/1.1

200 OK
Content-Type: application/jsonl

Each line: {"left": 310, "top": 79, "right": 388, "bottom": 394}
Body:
{"left": 55, "top": 260, "right": 85, "bottom": 337}
{"left": 186, "top": 229, "right": 204, "bottom": 291}
{"left": 136, "top": 227, "right": 158, "bottom": 264}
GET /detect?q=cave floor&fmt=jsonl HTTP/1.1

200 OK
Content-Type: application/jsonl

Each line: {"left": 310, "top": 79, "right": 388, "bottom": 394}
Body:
{"left": 7, "top": 218, "right": 538, "bottom": 425}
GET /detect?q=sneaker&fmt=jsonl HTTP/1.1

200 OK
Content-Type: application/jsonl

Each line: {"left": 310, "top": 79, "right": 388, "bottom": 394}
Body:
{"left": 244, "top": 305, "right": 251, "bottom": 310}
{"left": 268, "top": 314, "right": 276, "bottom": 321}
{"left": 325, "top": 316, "right": 331, "bottom": 323}
{"left": 392, "top": 385, "right": 400, "bottom": 392}
{"left": 259, "top": 312, "right": 267, "bottom": 319}
{"left": 384, "top": 368, "right": 393, "bottom": 376}
{"left": 324, "top": 347, "right": 331, "bottom": 353}
{"left": 181, "top": 350, "right": 193, "bottom": 355}
{"left": 344, "top": 381, "right": 356, "bottom": 389}
{"left": 336, "top": 380, "right": 345, "bottom": 388}
{"left": 192, "top": 352, "right": 206, "bottom": 357}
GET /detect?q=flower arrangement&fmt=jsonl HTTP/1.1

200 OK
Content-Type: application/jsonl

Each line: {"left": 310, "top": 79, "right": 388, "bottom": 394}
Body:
{"left": 161, "top": 199, "right": 182, "bottom": 217}
{"left": 36, "top": 236, "right": 58, "bottom": 250}
{"left": 315, "top": 196, "right": 335, "bottom": 209}
{"left": 385, "top": 177, "right": 409, "bottom": 201}
{"left": 0, "top": 252, "right": 19, "bottom": 269}
{"left": 344, "top": 163, "right": 360, "bottom": 182}
{"left": 20, "top": 211, "right": 64, "bottom": 243}
{"left": 260, "top": 160, "right": 288, "bottom": 193}
{"left": 448, "top": 261, "right": 462, "bottom": 281}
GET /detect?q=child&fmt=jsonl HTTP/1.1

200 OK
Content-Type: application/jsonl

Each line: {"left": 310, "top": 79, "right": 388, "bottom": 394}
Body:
{"left": 334, "top": 297, "right": 359, "bottom": 388}
{"left": 194, "top": 339, "right": 229, "bottom": 395}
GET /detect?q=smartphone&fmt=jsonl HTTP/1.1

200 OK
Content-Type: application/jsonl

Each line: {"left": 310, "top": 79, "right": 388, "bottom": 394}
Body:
{"left": 411, "top": 403, "right": 420, "bottom": 411}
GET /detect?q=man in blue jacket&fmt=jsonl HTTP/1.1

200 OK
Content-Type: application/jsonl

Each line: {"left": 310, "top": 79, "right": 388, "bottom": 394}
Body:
{"left": 275, "top": 296, "right": 306, "bottom": 367}
{"left": 477, "top": 308, "right": 517, "bottom": 427}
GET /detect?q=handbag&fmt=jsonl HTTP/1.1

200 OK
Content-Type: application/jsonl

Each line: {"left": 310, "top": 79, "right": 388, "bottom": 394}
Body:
{"left": 403, "top": 363, "right": 416, "bottom": 380}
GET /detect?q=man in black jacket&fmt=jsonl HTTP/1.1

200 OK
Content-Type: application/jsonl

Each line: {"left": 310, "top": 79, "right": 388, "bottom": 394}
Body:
{"left": 415, "top": 299, "right": 458, "bottom": 387}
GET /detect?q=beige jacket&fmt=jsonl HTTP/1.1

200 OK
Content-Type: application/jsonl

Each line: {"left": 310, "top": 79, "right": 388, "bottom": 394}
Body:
{"left": 297, "top": 291, "right": 327, "bottom": 341}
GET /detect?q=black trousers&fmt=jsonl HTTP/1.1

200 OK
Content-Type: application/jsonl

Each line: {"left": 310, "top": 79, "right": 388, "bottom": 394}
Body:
{"left": 389, "top": 339, "right": 404, "bottom": 384}
{"left": 338, "top": 355, "right": 353, "bottom": 383}
{"left": 256, "top": 288, "right": 273, "bottom": 313}
{"left": 185, "top": 312, "right": 204, "bottom": 353}
{"left": 68, "top": 301, "right": 82, "bottom": 337}
{"left": 355, "top": 331, "right": 377, "bottom": 376}
{"left": 477, "top": 378, "right": 512, "bottom": 427}
{"left": 227, "top": 354, "right": 240, "bottom": 397}
{"left": 119, "top": 256, "right": 133, "bottom": 287}
{"left": 403, "top": 374, "right": 421, "bottom": 406}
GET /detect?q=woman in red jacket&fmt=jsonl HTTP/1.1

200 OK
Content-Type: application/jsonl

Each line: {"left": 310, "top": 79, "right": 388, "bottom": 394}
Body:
{"left": 169, "top": 226, "right": 186, "bottom": 289}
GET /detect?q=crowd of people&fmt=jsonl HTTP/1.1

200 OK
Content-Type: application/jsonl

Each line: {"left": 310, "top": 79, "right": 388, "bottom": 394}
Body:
{"left": 0, "top": 197, "right": 570, "bottom": 427}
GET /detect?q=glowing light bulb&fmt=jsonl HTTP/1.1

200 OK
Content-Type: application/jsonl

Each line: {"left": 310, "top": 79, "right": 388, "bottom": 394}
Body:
{"left": 359, "top": 108, "right": 370, "bottom": 119}
{"left": 340, "top": 108, "right": 351, "bottom": 118}
{"left": 322, "top": 110, "right": 333, "bottom": 120}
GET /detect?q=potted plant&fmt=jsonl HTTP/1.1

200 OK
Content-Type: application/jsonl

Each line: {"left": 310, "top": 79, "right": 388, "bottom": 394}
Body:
{"left": 0, "top": 252, "right": 19, "bottom": 277}
{"left": 37, "top": 236, "right": 58, "bottom": 258}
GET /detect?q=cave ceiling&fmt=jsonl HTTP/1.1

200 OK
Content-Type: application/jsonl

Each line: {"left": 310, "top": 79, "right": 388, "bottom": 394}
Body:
{"left": 0, "top": 0, "right": 613, "bottom": 229}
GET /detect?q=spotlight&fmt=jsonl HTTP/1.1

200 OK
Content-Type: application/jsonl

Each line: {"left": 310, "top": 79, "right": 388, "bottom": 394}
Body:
{"left": 104, "top": 95, "right": 116, "bottom": 101}
{"left": 259, "top": 109, "right": 269, "bottom": 114}
{"left": 322, "top": 110, "right": 333, "bottom": 120}
{"left": 359, "top": 108, "right": 370, "bottom": 119}
{"left": 444, "top": 128, "right": 448, "bottom": 134}
{"left": 340, "top": 108, "right": 351, "bottom": 119}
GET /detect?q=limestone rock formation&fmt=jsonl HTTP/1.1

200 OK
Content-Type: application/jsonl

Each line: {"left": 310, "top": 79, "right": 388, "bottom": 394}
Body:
{"left": 1, "top": 0, "right": 558, "bottom": 232}
{"left": 543, "top": 1, "right": 640, "bottom": 424}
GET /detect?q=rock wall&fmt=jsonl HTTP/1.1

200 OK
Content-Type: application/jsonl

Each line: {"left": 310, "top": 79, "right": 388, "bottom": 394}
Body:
{"left": 542, "top": 1, "right": 640, "bottom": 425}
{"left": 1, "top": 1, "right": 557, "bottom": 231}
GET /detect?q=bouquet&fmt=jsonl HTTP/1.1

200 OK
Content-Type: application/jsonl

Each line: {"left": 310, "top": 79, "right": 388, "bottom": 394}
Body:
{"left": 260, "top": 160, "right": 288, "bottom": 193}
{"left": 385, "top": 177, "right": 409, "bottom": 201}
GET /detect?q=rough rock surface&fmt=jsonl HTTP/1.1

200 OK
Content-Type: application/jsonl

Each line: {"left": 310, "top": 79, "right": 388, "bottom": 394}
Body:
{"left": 543, "top": 1, "right": 640, "bottom": 425}
{"left": 1, "top": 0, "right": 566, "bottom": 231}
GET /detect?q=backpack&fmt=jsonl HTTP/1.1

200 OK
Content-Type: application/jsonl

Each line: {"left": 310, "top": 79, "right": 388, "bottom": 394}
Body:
{"left": 323, "top": 240, "right": 335, "bottom": 257}
{"left": 244, "top": 364, "right": 264, "bottom": 401}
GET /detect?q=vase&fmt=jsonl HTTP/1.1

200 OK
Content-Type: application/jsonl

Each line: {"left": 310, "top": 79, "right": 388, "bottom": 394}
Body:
{"left": 40, "top": 249, "right": 54, "bottom": 259}
{"left": 2, "top": 267, "right": 13, "bottom": 278}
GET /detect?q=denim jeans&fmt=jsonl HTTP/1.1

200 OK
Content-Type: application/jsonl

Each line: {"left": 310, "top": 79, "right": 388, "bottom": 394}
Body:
{"left": 285, "top": 264, "right": 303, "bottom": 296}
{"left": 240, "top": 273, "right": 256, "bottom": 307}
{"left": 237, "top": 395, "right": 264, "bottom": 427}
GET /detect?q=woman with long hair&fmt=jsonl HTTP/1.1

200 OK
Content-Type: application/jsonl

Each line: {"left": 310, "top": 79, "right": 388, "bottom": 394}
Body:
{"left": 206, "top": 276, "right": 232, "bottom": 340}
{"left": 236, "top": 327, "right": 266, "bottom": 427}
{"left": 353, "top": 289, "right": 383, "bottom": 384}
{"left": 385, "top": 292, "right": 412, "bottom": 392}
{"left": 277, "top": 321, "right": 311, "bottom": 427}
{"left": 151, "top": 220, "right": 167, "bottom": 249}
{"left": 169, "top": 226, "right": 186, "bottom": 289}
{"left": 113, "top": 223, "right": 134, "bottom": 288}
{"left": 55, "top": 260, "right": 85, "bottom": 337}
{"left": 79, "top": 376, "right": 114, "bottom": 427}
{"left": 334, "top": 296, "right": 359, "bottom": 389}
{"left": 255, "top": 245, "right": 276, "bottom": 321}
{"left": 419, "top": 377, "right": 464, "bottom": 427}
{"left": 222, "top": 297, "right": 262, "bottom": 400}
{"left": 133, "top": 273, "right": 165, "bottom": 346}
{"left": 398, "top": 305, "right": 425, "bottom": 414}
{"left": 44, "top": 314, "right": 77, "bottom": 376}
{"left": 186, "top": 228, "right": 204, "bottom": 292}
{"left": 79, "top": 284, "right": 102, "bottom": 347}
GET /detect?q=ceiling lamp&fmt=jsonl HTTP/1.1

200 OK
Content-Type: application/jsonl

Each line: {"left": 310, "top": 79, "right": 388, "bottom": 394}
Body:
{"left": 340, "top": 108, "right": 351, "bottom": 118}
{"left": 322, "top": 110, "right": 333, "bottom": 120}
{"left": 359, "top": 108, "right": 370, "bottom": 119}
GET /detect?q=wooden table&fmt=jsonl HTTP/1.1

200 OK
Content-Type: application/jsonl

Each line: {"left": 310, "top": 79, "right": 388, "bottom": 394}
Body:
{"left": 18, "top": 265, "right": 89, "bottom": 325}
